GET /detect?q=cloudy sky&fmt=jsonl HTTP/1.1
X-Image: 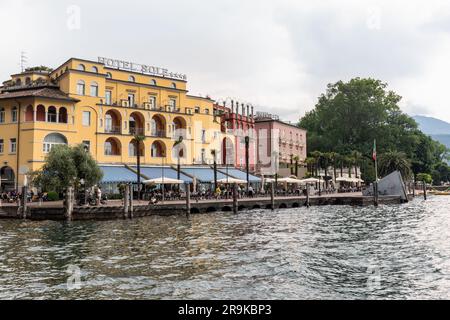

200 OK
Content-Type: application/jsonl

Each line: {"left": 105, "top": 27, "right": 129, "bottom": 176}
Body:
{"left": 1, "top": 0, "right": 450, "bottom": 123}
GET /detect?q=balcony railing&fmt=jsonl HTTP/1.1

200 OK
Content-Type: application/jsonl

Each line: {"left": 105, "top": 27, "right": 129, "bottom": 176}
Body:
{"left": 129, "top": 127, "right": 145, "bottom": 136}
{"left": 104, "top": 126, "right": 121, "bottom": 134}
{"left": 150, "top": 130, "right": 167, "bottom": 138}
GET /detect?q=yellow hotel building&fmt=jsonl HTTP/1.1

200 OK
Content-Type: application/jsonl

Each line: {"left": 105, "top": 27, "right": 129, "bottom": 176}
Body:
{"left": 0, "top": 57, "right": 224, "bottom": 191}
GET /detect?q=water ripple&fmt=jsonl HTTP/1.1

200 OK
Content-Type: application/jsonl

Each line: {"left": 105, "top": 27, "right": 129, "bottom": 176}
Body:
{"left": 0, "top": 196, "right": 449, "bottom": 299}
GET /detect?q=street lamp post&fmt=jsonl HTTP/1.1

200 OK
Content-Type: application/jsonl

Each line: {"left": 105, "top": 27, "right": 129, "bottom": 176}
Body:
{"left": 245, "top": 136, "right": 250, "bottom": 194}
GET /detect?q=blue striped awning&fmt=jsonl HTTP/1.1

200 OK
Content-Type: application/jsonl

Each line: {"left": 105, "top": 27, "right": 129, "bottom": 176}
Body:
{"left": 179, "top": 167, "right": 228, "bottom": 183}
{"left": 100, "top": 166, "right": 138, "bottom": 184}
{"left": 131, "top": 166, "right": 193, "bottom": 183}
{"left": 220, "top": 168, "right": 261, "bottom": 183}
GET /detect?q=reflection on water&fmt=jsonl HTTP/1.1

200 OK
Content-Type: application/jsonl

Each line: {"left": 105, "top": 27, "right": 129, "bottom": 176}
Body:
{"left": 1, "top": 196, "right": 449, "bottom": 300}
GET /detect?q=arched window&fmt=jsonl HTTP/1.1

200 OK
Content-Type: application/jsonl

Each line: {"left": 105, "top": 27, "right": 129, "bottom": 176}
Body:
{"left": 36, "top": 105, "right": 46, "bottom": 121}
{"left": 77, "top": 80, "right": 85, "bottom": 95}
{"left": 129, "top": 139, "right": 145, "bottom": 157}
{"left": 104, "top": 110, "right": 121, "bottom": 134}
{"left": 47, "top": 106, "right": 57, "bottom": 123}
{"left": 90, "top": 81, "right": 99, "bottom": 97}
{"left": 59, "top": 107, "right": 68, "bottom": 123}
{"left": 129, "top": 75, "right": 135, "bottom": 82}
{"left": 106, "top": 72, "right": 112, "bottom": 79}
{"left": 25, "top": 105, "right": 34, "bottom": 122}
{"left": 77, "top": 64, "right": 86, "bottom": 71}
{"left": 25, "top": 77, "right": 31, "bottom": 85}
{"left": 104, "top": 138, "right": 121, "bottom": 156}
{"left": 43, "top": 133, "right": 68, "bottom": 153}
{"left": 91, "top": 66, "right": 98, "bottom": 73}
{"left": 150, "top": 115, "right": 166, "bottom": 137}
{"left": 151, "top": 141, "right": 165, "bottom": 158}
{"left": 171, "top": 82, "right": 176, "bottom": 89}
{"left": 150, "top": 79, "right": 157, "bottom": 86}
{"left": 16, "top": 78, "right": 22, "bottom": 86}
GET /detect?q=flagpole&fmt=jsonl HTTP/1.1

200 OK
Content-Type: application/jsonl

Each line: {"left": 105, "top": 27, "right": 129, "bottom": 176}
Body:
{"left": 374, "top": 139, "right": 378, "bottom": 182}
{"left": 373, "top": 139, "right": 379, "bottom": 206}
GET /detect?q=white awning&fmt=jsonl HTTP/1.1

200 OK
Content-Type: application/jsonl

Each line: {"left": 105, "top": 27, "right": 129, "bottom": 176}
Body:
{"left": 216, "top": 178, "right": 247, "bottom": 184}
{"left": 143, "top": 177, "right": 184, "bottom": 185}
{"left": 299, "top": 178, "right": 320, "bottom": 184}
{"left": 278, "top": 177, "right": 305, "bottom": 184}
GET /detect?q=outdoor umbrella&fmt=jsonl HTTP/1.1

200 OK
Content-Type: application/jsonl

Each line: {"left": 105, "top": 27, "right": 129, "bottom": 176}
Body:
{"left": 143, "top": 177, "right": 184, "bottom": 185}
{"left": 216, "top": 178, "right": 247, "bottom": 184}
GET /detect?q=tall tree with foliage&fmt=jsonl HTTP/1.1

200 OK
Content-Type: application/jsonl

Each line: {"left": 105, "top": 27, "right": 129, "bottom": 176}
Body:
{"left": 31, "top": 144, "right": 103, "bottom": 194}
{"left": 378, "top": 151, "right": 412, "bottom": 179}
{"left": 299, "top": 78, "right": 448, "bottom": 180}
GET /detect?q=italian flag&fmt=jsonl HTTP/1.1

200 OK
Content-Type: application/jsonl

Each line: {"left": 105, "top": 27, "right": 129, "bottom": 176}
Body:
{"left": 372, "top": 140, "right": 377, "bottom": 162}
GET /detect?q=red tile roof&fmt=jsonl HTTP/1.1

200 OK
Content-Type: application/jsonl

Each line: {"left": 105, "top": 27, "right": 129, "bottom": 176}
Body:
{"left": 0, "top": 86, "right": 79, "bottom": 102}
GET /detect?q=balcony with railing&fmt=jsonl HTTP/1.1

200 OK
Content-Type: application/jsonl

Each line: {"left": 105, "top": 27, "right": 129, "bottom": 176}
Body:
{"left": 104, "top": 125, "right": 122, "bottom": 134}
{"left": 129, "top": 127, "right": 145, "bottom": 136}
{"left": 150, "top": 130, "right": 167, "bottom": 138}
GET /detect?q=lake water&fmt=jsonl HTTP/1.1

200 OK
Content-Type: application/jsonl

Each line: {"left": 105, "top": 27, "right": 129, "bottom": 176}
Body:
{"left": 0, "top": 196, "right": 449, "bottom": 300}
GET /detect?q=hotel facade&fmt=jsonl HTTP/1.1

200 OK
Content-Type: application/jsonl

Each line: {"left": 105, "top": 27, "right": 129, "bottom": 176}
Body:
{"left": 0, "top": 57, "right": 234, "bottom": 191}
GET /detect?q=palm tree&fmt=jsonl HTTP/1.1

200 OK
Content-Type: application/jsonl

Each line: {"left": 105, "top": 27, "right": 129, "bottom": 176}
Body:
{"left": 329, "top": 152, "right": 339, "bottom": 182}
{"left": 173, "top": 136, "right": 184, "bottom": 180}
{"left": 290, "top": 154, "right": 294, "bottom": 175}
{"left": 379, "top": 151, "right": 412, "bottom": 179}
{"left": 345, "top": 155, "right": 353, "bottom": 178}
{"left": 293, "top": 155, "right": 300, "bottom": 178}
{"left": 305, "top": 157, "right": 315, "bottom": 177}
{"left": 211, "top": 149, "right": 218, "bottom": 190}
{"left": 134, "top": 134, "right": 146, "bottom": 200}
{"left": 322, "top": 152, "right": 332, "bottom": 188}
{"left": 351, "top": 151, "right": 363, "bottom": 178}
{"left": 310, "top": 151, "right": 323, "bottom": 177}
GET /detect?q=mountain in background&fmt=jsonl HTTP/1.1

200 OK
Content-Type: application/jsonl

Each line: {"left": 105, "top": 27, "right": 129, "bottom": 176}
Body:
{"left": 413, "top": 115, "right": 450, "bottom": 135}
{"left": 413, "top": 116, "right": 450, "bottom": 164}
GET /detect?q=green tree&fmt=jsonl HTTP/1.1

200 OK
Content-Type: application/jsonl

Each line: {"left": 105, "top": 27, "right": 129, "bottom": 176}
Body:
{"left": 31, "top": 144, "right": 102, "bottom": 194}
{"left": 310, "top": 151, "right": 323, "bottom": 177}
{"left": 350, "top": 151, "right": 363, "bottom": 178}
{"left": 378, "top": 151, "right": 412, "bottom": 179}
{"left": 299, "top": 77, "right": 447, "bottom": 179}
{"left": 416, "top": 173, "right": 432, "bottom": 184}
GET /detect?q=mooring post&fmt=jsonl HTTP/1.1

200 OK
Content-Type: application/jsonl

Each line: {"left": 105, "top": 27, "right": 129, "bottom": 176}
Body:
{"left": 270, "top": 181, "right": 275, "bottom": 211}
{"left": 412, "top": 180, "right": 416, "bottom": 198}
{"left": 306, "top": 184, "right": 310, "bottom": 208}
{"left": 123, "top": 184, "right": 129, "bottom": 219}
{"left": 20, "top": 186, "right": 28, "bottom": 219}
{"left": 423, "top": 181, "right": 427, "bottom": 201}
{"left": 64, "top": 186, "right": 74, "bottom": 221}
{"left": 186, "top": 183, "right": 191, "bottom": 217}
{"left": 373, "top": 182, "right": 379, "bottom": 207}
{"left": 129, "top": 184, "right": 134, "bottom": 219}
{"left": 233, "top": 183, "right": 238, "bottom": 214}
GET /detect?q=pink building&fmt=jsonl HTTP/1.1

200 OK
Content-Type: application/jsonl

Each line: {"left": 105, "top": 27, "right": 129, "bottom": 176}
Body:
{"left": 214, "top": 101, "right": 257, "bottom": 171}
{"left": 255, "top": 114, "right": 307, "bottom": 177}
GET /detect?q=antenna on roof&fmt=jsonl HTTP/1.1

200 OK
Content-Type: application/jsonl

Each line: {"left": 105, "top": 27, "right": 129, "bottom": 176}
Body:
{"left": 20, "top": 51, "right": 28, "bottom": 72}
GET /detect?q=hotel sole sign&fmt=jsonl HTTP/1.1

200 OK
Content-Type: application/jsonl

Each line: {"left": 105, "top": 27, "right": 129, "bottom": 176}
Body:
{"left": 98, "top": 57, "right": 187, "bottom": 81}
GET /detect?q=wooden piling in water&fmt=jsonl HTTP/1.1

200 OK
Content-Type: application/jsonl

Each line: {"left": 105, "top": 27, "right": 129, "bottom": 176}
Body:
{"left": 20, "top": 186, "right": 28, "bottom": 219}
{"left": 64, "top": 187, "right": 74, "bottom": 221}
{"left": 233, "top": 184, "right": 238, "bottom": 214}
{"left": 423, "top": 181, "right": 427, "bottom": 201}
{"left": 306, "top": 184, "right": 310, "bottom": 208}
{"left": 186, "top": 183, "right": 191, "bottom": 217}
{"left": 129, "top": 184, "right": 134, "bottom": 219}
{"left": 270, "top": 182, "right": 275, "bottom": 211}
{"left": 123, "top": 184, "right": 130, "bottom": 219}
{"left": 373, "top": 182, "right": 379, "bottom": 207}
